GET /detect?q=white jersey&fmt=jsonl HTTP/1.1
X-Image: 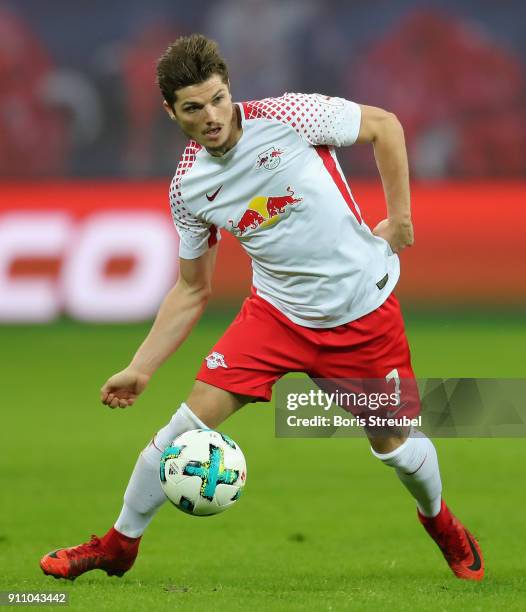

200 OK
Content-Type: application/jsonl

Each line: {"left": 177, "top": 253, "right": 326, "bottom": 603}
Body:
{"left": 169, "top": 93, "right": 399, "bottom": 328}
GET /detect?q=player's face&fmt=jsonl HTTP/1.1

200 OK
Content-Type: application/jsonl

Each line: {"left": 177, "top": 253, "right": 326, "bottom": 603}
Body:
{"left": 165, "top": 74, "right": 240, "bottom": 156}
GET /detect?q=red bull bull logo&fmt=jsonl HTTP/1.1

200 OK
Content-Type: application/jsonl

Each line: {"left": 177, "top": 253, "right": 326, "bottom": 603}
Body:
{"left": 228, "top": 186, "right": 303, "bottom": 237}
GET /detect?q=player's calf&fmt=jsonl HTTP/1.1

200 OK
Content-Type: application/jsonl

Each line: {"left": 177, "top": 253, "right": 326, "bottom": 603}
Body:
{"left": 371, "top": 431, "right": 442, "bottom": 519}
{"left": 371, "top": 431, "right": 483, "bottom": 580}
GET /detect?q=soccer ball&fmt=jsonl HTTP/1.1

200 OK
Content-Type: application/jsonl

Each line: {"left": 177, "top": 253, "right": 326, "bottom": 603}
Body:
{"left": 159, "top": 429, "right": 247, "bottom": 516}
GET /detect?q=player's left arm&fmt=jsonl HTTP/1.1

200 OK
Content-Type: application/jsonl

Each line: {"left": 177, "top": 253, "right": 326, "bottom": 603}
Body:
{"left": 356, "top": 104, "right": 414, "bottom": 253}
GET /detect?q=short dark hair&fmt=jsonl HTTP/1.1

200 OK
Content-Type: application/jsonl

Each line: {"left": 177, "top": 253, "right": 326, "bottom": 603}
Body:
{"left": 156, "top": 34, "right": 229, "bottom": 109}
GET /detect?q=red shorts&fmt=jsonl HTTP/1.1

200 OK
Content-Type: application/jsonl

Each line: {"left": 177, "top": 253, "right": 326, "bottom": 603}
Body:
{"left": 197, "top": 291, "right": 416, "bottom": 407}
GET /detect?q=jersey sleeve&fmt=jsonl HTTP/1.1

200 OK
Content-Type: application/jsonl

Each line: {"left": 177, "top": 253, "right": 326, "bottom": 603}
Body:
{"left": 242, "top": 93, "right": 362, "bottom": 147}
{"left": 170, "top": 173, "right": 221, "bottom": 259}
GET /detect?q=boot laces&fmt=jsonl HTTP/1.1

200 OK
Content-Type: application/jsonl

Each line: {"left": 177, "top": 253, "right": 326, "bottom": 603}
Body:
{"left": 66, "top": 535, "right": 102, "bottom": 560}
{"left": 440, "top": 517, "right": 470, "bottom": 563}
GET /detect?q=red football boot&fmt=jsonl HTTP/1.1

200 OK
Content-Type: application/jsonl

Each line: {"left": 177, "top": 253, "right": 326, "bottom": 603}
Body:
{"left": 40, "top": 528, "right": 140, "bottom": 580}
{"left": 418, "top": 499, "right": 484, "bottom": 581}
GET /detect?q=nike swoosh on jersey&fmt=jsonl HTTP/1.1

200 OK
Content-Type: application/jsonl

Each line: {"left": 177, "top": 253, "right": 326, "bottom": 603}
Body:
{"left": 206, "top": 186, "right": 223, "bottom": 201}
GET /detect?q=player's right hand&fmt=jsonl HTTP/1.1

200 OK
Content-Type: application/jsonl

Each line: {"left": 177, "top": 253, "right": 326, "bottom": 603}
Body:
{"left": 100, "top": 367, "right": 151, "bottom": 409}
{"left": 373, "top": 217, "right": 414, "bottom": 253}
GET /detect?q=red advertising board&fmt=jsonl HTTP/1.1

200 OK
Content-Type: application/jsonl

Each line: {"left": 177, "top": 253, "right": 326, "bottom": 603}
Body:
{"left": 0, "top": 181, "right": 524, "bottom": 321}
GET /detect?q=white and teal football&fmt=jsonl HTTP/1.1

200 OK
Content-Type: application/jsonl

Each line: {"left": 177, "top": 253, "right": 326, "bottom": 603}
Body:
{"left": 159, "top": 429, "right": 247, "bottom": 516}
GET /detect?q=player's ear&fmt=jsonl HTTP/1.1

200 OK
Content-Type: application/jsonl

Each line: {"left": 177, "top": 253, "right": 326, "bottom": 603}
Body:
{"left": 163, "top": 100, "right": 177, "bottom": 121}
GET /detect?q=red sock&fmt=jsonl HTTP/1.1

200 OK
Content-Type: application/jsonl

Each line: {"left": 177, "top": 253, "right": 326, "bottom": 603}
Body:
{"left": 101, "top": 527, "right": 141, "bottom": 555}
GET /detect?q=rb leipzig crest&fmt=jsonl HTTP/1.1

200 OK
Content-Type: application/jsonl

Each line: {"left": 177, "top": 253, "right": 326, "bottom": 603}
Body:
{"left": 256, "top": 146, "right": 283, "bottom": 170}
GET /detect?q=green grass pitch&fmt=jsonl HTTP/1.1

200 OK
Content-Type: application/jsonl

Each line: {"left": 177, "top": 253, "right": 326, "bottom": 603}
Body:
{"left": 1, "top": 311, "right": 525, "bottom": 611}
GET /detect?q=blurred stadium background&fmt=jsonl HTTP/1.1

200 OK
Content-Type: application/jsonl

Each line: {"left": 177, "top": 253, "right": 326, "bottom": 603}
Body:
{"left": 1, "top": 0, "right": 525, "bottom": 320}
{"left": 1, "top": 2, "right": 526, "bottom": 608}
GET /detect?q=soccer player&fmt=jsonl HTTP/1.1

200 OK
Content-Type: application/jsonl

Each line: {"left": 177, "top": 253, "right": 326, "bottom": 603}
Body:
{"left": 40, "top": 34, "right": 483, "bottom": 581}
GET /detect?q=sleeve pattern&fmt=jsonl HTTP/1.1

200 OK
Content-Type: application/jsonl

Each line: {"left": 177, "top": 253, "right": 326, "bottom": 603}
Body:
{"left": 169, "top": 140, "right": 219, "bottom": 259}
{"left": 242, "top": 93, "right": 361, "bottom": 147}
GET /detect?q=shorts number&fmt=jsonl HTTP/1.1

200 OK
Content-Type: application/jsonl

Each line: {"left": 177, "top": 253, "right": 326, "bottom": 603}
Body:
{"left": 386, "top": 368, "right": 400, "bottom": 406}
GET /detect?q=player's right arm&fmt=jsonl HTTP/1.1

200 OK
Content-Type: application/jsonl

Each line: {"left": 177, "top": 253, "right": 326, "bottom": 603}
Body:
{"left": 100, "top": 246, "right": 217, "bottom": 409}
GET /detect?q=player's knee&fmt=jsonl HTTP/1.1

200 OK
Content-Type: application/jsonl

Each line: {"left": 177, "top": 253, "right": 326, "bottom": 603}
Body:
{"left": 141, "top": 385, "right": 248, "bottom": 468}
{"left": 367, "top": 425, "right": 409, "bottom": 456}
{"left": 186, "top": 380, "right": 248, "bottom": 428}
{"left": 152, "top": 402, "right": 207, "bottom": 452}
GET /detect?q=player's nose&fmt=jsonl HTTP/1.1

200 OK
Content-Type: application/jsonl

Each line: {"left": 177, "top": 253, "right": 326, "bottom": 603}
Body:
{"left": 203, "top": 104, "right": 219, "bottom": 124}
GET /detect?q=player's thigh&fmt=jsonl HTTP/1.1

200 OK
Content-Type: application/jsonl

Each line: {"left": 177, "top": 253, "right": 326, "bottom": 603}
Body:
{"left": 315, "top": 294, "right": 410, "bottom": 375}
{"left": 186, "top": 380, "right": 253, "bottom": 428}
{"left": 196, "top": 293, "right": 315, "bottom": 403}
{"left": 313, "top": 295, "right": 418, "bottom": 452}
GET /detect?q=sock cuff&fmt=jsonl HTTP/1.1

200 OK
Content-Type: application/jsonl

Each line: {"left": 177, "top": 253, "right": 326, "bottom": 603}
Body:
{"left": 370, "top": 435, "right": 415, "bottom": 463}
{"left": 109, "top": 525, "right": 141, "bottom": 544}
{"left": 180, "top": 401, "right": 209, "bottom": 429}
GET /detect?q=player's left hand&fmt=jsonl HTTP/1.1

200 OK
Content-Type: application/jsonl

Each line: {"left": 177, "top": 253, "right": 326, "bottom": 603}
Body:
{"left": 372, "top": 217, "right": 414, "bottom": 253}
